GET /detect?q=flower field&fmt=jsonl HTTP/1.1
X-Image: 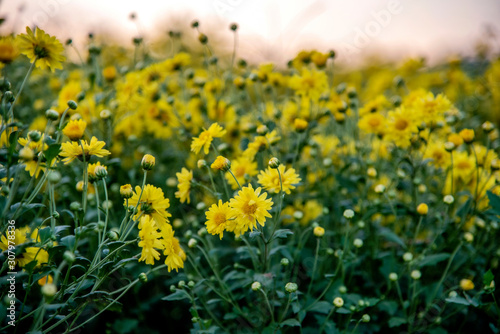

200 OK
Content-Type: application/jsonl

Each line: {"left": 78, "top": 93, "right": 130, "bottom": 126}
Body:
{"left": 0, "top": 22, "right": 500, "bottom": 333}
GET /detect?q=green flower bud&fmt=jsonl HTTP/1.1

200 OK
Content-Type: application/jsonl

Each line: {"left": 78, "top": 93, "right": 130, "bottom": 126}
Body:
{"left": 67, "top": 100, "right": 78, "bottom": 110}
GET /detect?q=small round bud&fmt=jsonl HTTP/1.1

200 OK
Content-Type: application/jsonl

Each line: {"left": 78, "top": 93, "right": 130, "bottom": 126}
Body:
{"left": 367, "top": 167, "right": 377, "bottom": 178}
{"left": 70, "top": 201, "right": 81, "bottom": 211}
{"left": 464, "top": 232, "right": 474, "bottom": 242}
{"left": 191, "top": 20, "right": 199, "bottom": 28}
{"left": 188, "top": 238, "right": 197, "bottom": 248}
{"left": 343, "top": 209, "right": 355, "bottom": 219}
{"left": 353, "top": 238, "right": 363, "bottom": 248}
{"left": 389, "top": 273, "right": 398, "bottom": 281}
{"left": 230, "top": 23, "right": 238, "bottom": 31}
{"left": 443, "top": 195, "right": 454, "bottom": 204}
{"left": 313, "top": 226, "right": 325, "bottom": 238}
{"left": 196, "top": 202, "right": 206, "bottom": 210}
{"left": 67, "top": 100, "right": 78, "bottom": 110}
{"left": 403, "top": 252, "right": 413, "bottom": 262}
{"left": 211, "top": 156, "right": 231, "bottom": 172}
{"left": 338, "top": 286, "right": 347, "bottom": 294}
{"left": 19, "top": 147, "right": 35, "bottom": 162}
{"left": 28, "top": 130, "right": 42, "bottom": 142}
{"left": 251, "top": 281, "right": 262, "bottom": 291}
{"left": 188, "top": 280, "right": 195, "bottom": 288}
{"left": 95, "top": 166, "right": 108, "bottom": 179}
{"left": 166, "top": 177, "right": 177, "bottom": 187}
{"left": 459, "top": 128, "right": 474, "bottom": 144}
{"left": 280, "top": 258, "right": 289, "bottom": 266}
{"left": 63, "top": 251, "right": 76, "bottom": 263}
{"left": 4, "top": 91, "right": 14, "bottom": 102}
{"left": 100, "top": 109, "right": 112, "bottom": 119}
{"left": 293, "top": 211, "right": 304, "bottom": 220}
{"left": 107, "top": 228, "right": 120, "bottom": 241}
{"left": 294, "top": 118, "right": 308, "bottom": 132}
{"left": 411, "top": 270, "right": 422, "bottom": 280}
{"left": 326, "top": 248, "right": 334, "bottom": 255}
{"left": 448, "top": 291, "right": 458, "bottom": 298}
{"left": 482, "top": 121, "right": 495, "bottom": 133}
{"left": 358, "top": 300, "right": 365, "bottom": 307}
{"left": 41, "top": 283, "right": 57, "bottom": 299}
{"left": 333, "top": 297, "right": 344, "bottom": 308}
{"left": 460, "top": 278, "right": 474, "bottom": 291}
{"left": 45, "top": 109, "right": 60, "bottom": 120}
{"left": 197, "top": 159, "right": 207, "bottom": 168}
{"left": 178, "top": 280, "right": 186, "bottom": 288}
{"left": 357, "top": 220, "right": 365, "bottom": 228}
{"left": 52, "top": 211, "right": 60, "bottom": 219}
{"left": 361, "top": 314, "right": 370, "bottom": 323}
{"left": 285, "top": 282, "right": 298, "bottom": 293}
{"left": 141, "top": 154, "right": 156, "bottom": 171}
{"left": 138, "top": 273, "right": 148, "bottom": 283}
{"left": 120, "top": 184, "right": 133, "bottom": 199}
{"left": 269, "top": 157, "right": 280, "bottom": 169}
{"left": 417, "top": 203, "right": 428, "bottom": 215}
{"left": 170, "top": 285, "right": 177, "bottom": 292}
{"left": 374, "top": 184, "right": 386, "bottom": 193}
{"left": 198, "top": 33, "right": 208, "bottom": 44}
{"left": 444, "top": 141, "right": 455, "bottom": 152}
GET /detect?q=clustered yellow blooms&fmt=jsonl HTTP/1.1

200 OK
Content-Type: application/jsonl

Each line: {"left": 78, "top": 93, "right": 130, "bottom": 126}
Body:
{"left": 0, "top": 227, "right": 48, "bottom": 268}
{"left": 18, "top": 135, "right": 49, "bottom": 178}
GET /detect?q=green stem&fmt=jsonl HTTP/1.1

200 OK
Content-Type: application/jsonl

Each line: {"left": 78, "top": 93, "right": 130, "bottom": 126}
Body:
{"left": 307, "top": 238, "right": 321, "bottom": 296}
{"left": 7, "top": 57, "right": 37, "bottom": 121}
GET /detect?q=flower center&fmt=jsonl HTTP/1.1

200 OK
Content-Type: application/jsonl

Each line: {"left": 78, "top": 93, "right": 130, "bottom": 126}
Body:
{"left": 395, "top": 118, "right": 408, "bottom": 131}
{"left": 243, "top": 199, "right": 258, "bottom": 215}
{"left": 214, "top": 213, "right": 226, "bottom": 226}
{"left": 34, "top": 45, "right": 49, "bottom": 59}
{"left": 141, "top": 202, "right": 154, "bottom": 215}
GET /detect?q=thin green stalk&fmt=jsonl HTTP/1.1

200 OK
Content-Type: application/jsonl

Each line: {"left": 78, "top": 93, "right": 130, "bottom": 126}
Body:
{"left": 259, "top": 288, "right": 275, "bottom": 324}
{"left": 307, "top": 238, "right": 321, "bottom": 296}
{"left": 7, "top": 57, "right": 37, "bottom": 120}
{"left": 319, "top": 306, "right": 336, "bottom": 334}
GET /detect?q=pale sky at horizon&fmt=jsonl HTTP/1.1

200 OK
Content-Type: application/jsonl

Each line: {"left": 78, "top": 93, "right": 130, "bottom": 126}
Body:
{"left": 1, "top": 0, "right": 499, "bottom": 66}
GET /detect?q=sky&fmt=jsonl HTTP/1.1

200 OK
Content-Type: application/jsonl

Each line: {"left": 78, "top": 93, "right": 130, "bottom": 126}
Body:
{"left": 1, "top": 0, "right": 499, "bottom": 66}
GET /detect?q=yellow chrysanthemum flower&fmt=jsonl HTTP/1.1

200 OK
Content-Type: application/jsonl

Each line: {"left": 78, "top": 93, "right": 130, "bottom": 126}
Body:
{"left": 60, "top": 136, "right": 111, "bottom": 164}
{"left": 228, "top": 184, "right": 273, "bottom": 237}
{"left": 0, "top": 35, "right": 19, "bottom": 65}
{"left": 62, "top": 119, "right": 87, "bottom": 141}
{"left": 175, "top": 168, "right": 193, "bottom": 204}
{"left": 190, "top": 122, "right": 227, "bottom": 155}
{"left": 257, "top": 165, "right": 301, "bottom": 194}
{"left": 138, "top": 216, "right": 164, "bottom": 265}
{"left": 17, "top": 26, "right": 66, "bottom": 72}
{"left": 160, "top": 223, "right": 186, "bottom": 272}
{"left": 127, "top": 184, "right": 172, "bottom": 227}
{"left": 88, "top": 161, "right": 107, "bottom": 183}
{"left": 225, "top": 157, "right": 257, "bottom": 190}
{"left": 385, "top": 107, "right": 419, "bottom": 148}
{"left": 0, "top": 227, "right": 48, "bottom": 268}
{"left": 18, "top": 135, "right": 49, "bottom": 177}
{"left": 358, "top": 112, "right": 386, "bottom": 136}
{"left": 205, "top": 200, "right": 235, "bottom": 239}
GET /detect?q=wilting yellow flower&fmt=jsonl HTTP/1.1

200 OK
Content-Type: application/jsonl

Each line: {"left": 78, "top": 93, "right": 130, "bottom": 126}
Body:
{"left": 460, "top": 278, "right": 475, "bottom": 291}
{"left": 138, "top": 216, "right": 164, "bottom": 265}
{"left": 228, "top": 184, "right": 273, "bottom": 237}
{"left": 205, "top": 200, "right": 235, "bottom": 239}
{"left": 0, "top": 35, "right": 19, "bottom": 65}
{"left": 17, "top": 26, "right": 66, "bottom": 72}
{"left": 225, "top": 157, "right": 258, "bottom": 190}
{"left": 160, "top": 223, "right": 185, "bottom": 272}
{"left": 62, "top": 119, "right": 87, "bottom": 141}
{"left": 60, "top": 136, "right": 111, "bottom": 164}
{"left": 191, "top": 122, "right": 226, "bottom": 155}
{"left": 175, "top": 168, "right": 193, "bottom": 204}
{"left": 258, "top": 165, "right": 301, "bottom": 194}
{"left": 128, "top": 184, "right": 172, "bottom": 227}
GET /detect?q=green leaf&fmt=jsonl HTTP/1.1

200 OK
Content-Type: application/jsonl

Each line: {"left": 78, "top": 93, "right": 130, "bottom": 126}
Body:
{"left": 418, "top": 254, "right": 450, "bottom": 268}
{"left": 273, "top": 229, "right": 293, "bottom": 240}
{"left": 280, "top": 319, "right": 301, "bottom": 327}
{"left": 388, "top": 317, "right": 407, "bottom": 328}
{"left": 162, "top": 289, "right": 190, "bottom": 301}
{"left": 483, "top": 269, "right": 494, "bottom": 286}
{"left": 60, "top": 235, "right": 75, "bottom": 249}
{"left": 249, "top": 230, "right": 261, "bottom": 240}
{"left": 445, "top": 296, "right": 470, "bottom": 306}
{"left": 223, "top": 313, "right": 238, "bottom": 320}
{"left": 38, "top": 227, "right": 52, "bottom": 244}
{"left": 309, "top": 301, "right": 333, "bottom": 314}
{"left": 487, "top": 191, "right": 500, "bottom": 215}
{"left": 44, "top": 144, "right": 61, "bottom": 165}
{"left": 378, "top": 228, "right": 406, "bottom": 249}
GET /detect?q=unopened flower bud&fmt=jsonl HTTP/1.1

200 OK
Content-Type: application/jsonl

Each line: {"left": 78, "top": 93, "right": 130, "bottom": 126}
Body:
{"left": 211, "top": 156, "right": 231, "bottom": 172}
{"left": 67, "top": 100, "right": 78, "bottom": 110}
{"left": 138, "top": 273, "right": 148, "bottom": 283}
{"left": 333, "top": 297, "right": 344, "bottom": 308}
{"left": 141, "top": 154, "right": 155, "bottom": 171}
{"left": 285, "top": 282, "right": 298, "bottom": 293}
{"left": 41, "top": 283, "right": 57, "bottom": 299}
{"left": 281, "top": 258, "right": 289, "bottom": 266}
{"left": 269, "top": 157, "right": 280, "bottom": 169}
{"left": 389, "top": 273, "right": 398, "bottom": 281}
{"left": 120, "top": 184, "right": 133, "bottom": 199}
{"left": 28, "top": 130, "right": 42, "bottom": 142}
{"left": 251, "top": 281, "right": 261, "bottom": 291}
{"left": 313, "top": 226, "right": 325, "bottom": 237}
{"left": 63, "top": 251, "right": 75, "bottom": 263}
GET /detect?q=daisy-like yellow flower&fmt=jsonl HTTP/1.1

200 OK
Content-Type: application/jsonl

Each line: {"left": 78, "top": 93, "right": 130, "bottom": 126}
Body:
{"left": 205, "top": 200, "right": 235, "bottom": 239}
{"left": 160, "top": 223, "right": 186, "bottom": 272}
{"left": 190, "top": 122, "right": 227, "bottom": 155}
{"left": 60, "top": 136, "right": 111, "bottom": 164}
{"left": 127, "top": 184, "right": 172, "bottom": 227}
{"left": 88, "top": 161, "right": 107, "bottom": 183}
{"left": 0, "top": 35, "right": 19, "bottom": 65}
{"left": 0, "top": 227, "right": 48, "bottom": 268}
{"left": 175, "top": 168, "right": 193, "bottom": 204}
{"left": 62, "top": 119, "right": 87, "bottom": 141}
{"left": 385, "top": 107, "right": 419, "bottom": 148}
{"left": 225, "top": 157, "right": 258, "bottom": 190}
{"left": 257, "top": 165, "right": 301, "bottom": 194}
{"left": 138, "top": 216, "right": 164, "bottom": 265}
{"left": 228, "top": 184, "right": 273, "bottom": 237}
{"left": 17, "top": 26, "right": 66, "bottom": 72}
{"left": 358, "top": 112, "right": 386, "bottom": 136}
